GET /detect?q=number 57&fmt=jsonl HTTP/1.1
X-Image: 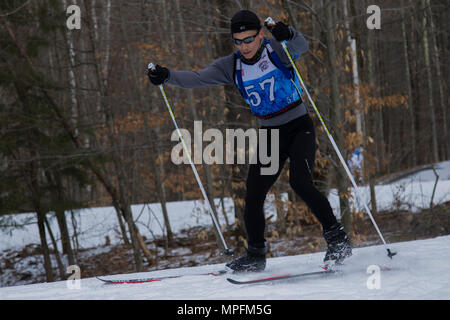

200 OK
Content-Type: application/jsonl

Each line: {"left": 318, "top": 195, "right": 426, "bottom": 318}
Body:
{"left": 245, "top": 77, "right": 275, "bottom": 107}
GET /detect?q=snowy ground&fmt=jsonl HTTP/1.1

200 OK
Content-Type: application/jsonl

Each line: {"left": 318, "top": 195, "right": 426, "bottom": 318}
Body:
{"left": 0, "top": 236, "right": 449, "bottom": 300}
{"left": 0, "top": 161, "right": 449, "bottom": 299}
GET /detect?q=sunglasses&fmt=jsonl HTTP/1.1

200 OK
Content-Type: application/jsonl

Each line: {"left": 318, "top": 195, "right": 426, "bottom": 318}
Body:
{"left": 232, "top": 32, "right": 259, "bottom": 45}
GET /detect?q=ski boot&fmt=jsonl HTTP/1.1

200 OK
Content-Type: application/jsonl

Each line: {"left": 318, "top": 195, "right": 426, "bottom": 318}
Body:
{"left": 323, "top": 222, "right": 352, "bottom": 267}
{"left": 226, "top": 243, "right": 267, "bottom": 272}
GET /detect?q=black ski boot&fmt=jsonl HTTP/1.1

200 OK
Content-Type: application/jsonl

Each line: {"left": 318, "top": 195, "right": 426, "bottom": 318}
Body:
{"left": 323, "top": 223, "right": 352, "bottom": 266}
{"left": 226, "top": 243, "right": 267, "bottom": 272}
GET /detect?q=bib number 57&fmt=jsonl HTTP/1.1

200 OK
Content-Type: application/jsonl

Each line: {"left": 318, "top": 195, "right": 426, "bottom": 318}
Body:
{"left": 245, "top": 76, "right": 275, "bottom": 107}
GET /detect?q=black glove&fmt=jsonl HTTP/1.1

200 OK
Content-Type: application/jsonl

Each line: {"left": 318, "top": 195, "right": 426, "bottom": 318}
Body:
{"left": 148, "top": 64, "right": 169, "bottom": 85}
{"left": 271, "top": 22, "right": 293, "bottom": 42}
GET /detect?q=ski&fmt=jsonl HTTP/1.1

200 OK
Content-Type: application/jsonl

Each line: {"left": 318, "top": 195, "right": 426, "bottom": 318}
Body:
{"left": 226, "top": 269, "right": 336, "bottom": 285}
{"left": 97, "top": 269, "right": 227, "bottom": 284}
{"left": 97, "top": 275, "right": 177, "bottom": 284}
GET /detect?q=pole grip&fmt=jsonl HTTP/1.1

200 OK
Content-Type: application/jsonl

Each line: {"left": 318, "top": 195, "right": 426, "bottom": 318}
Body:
{"left": 264, "top": 17, "right": 276, "bottom": 30}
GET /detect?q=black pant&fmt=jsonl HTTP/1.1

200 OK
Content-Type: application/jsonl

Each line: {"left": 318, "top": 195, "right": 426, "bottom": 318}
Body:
{"left": 245, "top": 114, "right": 337, "bottom": 248}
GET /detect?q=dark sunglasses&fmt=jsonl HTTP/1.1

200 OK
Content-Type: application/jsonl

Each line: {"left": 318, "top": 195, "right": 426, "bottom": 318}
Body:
{"left": 232, "top": 32, "right": 259, "bottom": 45}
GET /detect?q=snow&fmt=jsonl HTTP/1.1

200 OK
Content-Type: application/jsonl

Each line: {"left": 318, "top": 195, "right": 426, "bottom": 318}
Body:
{"left": 386, "top": 160, "right": 450, "bottom": 184}
{"left": 329, "top": 160, "right": 450, "bottom": 218}
{"left": 0, "top": 198, "right": 236, "bottom": 252}
{"left": 329, "top": 179, "right": 450, "bottom": 218}
{"left": 0, "top": 236, "right": 449, "bottom": 300}
{"left": 0, "top": 161, "right": 449, "bottom": 299}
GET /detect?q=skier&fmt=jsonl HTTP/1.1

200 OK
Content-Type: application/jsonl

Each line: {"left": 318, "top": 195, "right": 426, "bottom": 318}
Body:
{"left": 348, "top": 146, "right": 364, "bottom": 184}
{"left": 148, "top": 10, "right": 352, "bottom": 271}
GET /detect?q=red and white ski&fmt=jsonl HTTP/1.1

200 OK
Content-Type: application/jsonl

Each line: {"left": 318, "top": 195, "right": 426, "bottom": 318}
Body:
{"left": 226, "top": 268, "right": 336, "bottom": 285}
{"left": 97, "top": 270, "right": 227, "bottom": 284}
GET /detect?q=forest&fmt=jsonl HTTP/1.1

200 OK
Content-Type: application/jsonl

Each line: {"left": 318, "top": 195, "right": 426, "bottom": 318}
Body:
{"left": 0, "top": 0, "right": 448, "bottom": 282}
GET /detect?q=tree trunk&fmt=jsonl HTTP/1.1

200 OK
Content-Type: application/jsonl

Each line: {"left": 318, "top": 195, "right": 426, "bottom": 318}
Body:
{"left": 70, "top": 210, "right": 80, "bottom": 257}
{"left": 426, "top": 0, "right": 447, "bottom": 159}
{"left": 364, "top": 7, "right": 378, "bottom": 216}
{"left": 401, "top": 0, "right": 417, "bottom": 167}
{"left": 44, "top": 216, "right": 66, "bottom": 280}
{"left": 55, "top": 208, "right": 75, "bottom": 266}
{"left": 43, "top": 170, "right": 76, "bottom": 266}
{"left": 420, "top": 0, "right": 439, "bottom": 163}
{"left": 324, "top": 1, "right": 351, "bottom": 232}
{"left": 344, "top": 0, "right": 362, "bottom": 134}
{"left": 115, "top": 206, "right": 130, "bottom": 245}
{"left": 36, "top": 209, "right": 54, "bottom": 282}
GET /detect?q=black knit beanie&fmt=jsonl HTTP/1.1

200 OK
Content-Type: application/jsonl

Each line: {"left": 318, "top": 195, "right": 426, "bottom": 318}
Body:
{"left": 230, "top": 10, "right": 261, "bottom": 34}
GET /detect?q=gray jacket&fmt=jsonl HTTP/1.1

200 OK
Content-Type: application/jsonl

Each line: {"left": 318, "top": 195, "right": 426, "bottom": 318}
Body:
{"left": 166, "top": 27, "right": 309, "bottom": 126}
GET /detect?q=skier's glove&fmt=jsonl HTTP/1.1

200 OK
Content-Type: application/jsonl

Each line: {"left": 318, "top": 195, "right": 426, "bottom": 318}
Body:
{"left": 148, "top": 64, "right": 169, "bottom": 86}
{"left": 270, "top": 22, "right": 293, "bottom": 42}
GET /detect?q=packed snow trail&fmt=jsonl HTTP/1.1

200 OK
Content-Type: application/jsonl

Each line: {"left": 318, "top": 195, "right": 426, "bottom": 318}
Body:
{"left": 0, "top": 236, "right": 449, "bottom": 300}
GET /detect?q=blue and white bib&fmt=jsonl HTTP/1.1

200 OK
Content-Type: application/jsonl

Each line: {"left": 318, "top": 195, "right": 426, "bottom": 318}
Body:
{"left": 235, "top": 40, "right": 303, "bottom": 119}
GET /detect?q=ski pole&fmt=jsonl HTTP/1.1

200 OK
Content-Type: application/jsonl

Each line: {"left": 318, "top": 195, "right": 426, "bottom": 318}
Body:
{"left": 148, "top": 63, "right": 233, "bottom": 256}
{"left": 264, "top": 18, "right": 396, "bottom": 259}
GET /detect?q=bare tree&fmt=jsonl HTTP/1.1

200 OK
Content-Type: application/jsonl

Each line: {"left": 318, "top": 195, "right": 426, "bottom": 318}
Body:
{"left": 323, "top": 0, "right": 351, "bottom": 232}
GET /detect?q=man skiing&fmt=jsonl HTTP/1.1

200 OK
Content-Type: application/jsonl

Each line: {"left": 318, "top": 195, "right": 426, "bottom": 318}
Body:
{"left": 148, "top": 10, "right": 352, "bottom": 272}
